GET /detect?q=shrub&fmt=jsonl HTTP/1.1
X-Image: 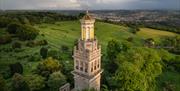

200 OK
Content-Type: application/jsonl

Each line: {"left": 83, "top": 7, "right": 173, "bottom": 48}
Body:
{"left": 9, "top": 62, "right": 23, "bottom": 76}
{"left": 25, "top": 75, "right": 45, "bottom": 91}
{"left": 0, "top": 75, "right": 7, "bottom": 91}
{"left": 26, "top": 40, "right": 48, "bottom": 47}
{"left": 40, "top": 47, "right": 48, "bottom": 59}
{"left": 12, "top": 73, "right": 30, "bottom": 91}
{"left": 35, "top": 57, "right": 61, "bottom": 77}
{"left": 0, "top": 34, "right": 12, "bottom": 44}
{"left": 12, "top": 41, "right": 21, "bottom": 49}
{"left": 61, "top": 45, "right": 69, "bottom": 52}
{"left": 26, "top": 41, "right": 36, "bottom": 47}
{"left": 16, "top": 25, "right": 39, "bottom": 40}
{"left": 28, "top": 55, "right": 40, "bottom": 62}
{"left": 47, "top": 71, "right": 66, "bottom": 91}
{"left": 48, "top": 50, "right": 59, "bottom": 59}
{"left": 6, "top": 22, "right": 21, "bottom": 34}
{"left": 37, "top": 40, "right": 48, "bottom": 46}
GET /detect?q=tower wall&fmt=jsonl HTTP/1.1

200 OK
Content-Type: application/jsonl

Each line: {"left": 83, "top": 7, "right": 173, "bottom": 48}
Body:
{"left": 72, "top": 11, "right": 102, "bottom": 91}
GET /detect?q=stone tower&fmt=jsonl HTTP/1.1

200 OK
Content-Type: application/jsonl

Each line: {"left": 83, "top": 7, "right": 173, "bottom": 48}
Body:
{"left": 72, "top": 11, "right": 103, "bottom": 91}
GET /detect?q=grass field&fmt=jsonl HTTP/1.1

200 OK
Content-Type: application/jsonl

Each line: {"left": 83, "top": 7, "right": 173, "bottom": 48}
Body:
{"left": 34, "top": 21, "right": 142, "bottom": 51}
{"left": 137, "top": 28, "right": 177, "bottom": 42}
{"left": 157, "top": 71, "right": 180, "bottom": 91}
{"left": 0, "top": 21, "right": 179, "bottom": 91}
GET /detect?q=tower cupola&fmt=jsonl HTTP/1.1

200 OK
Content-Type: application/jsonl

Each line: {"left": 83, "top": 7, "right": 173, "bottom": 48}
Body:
{"left": 80, "top": 11, "right": 95, "bottom": 41}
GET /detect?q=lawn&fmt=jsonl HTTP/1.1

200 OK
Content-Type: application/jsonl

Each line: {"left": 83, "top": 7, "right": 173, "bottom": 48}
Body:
{"left": 34, "top": 21, "right": 142, "bottom": 51}
{"left": 156, "top": 71, "right": 180, "bottom": 91}
{"left": 1, "top": 21, "right": 178, "bottom": 74}
{"left": 137, "top": 28, "right": 177, "bottom": 42}
{"left": 0, "top": 21, "right": 179, "bottom": 91}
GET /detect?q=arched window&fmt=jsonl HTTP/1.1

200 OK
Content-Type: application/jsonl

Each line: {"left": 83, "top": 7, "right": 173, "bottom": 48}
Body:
{"left": 76, "top": 60, "right": 79, "bottom": 69}
{"left": 80, "top": 61, "right": 83, "bottom": 71}
{"left": 85, "top": 63, "right": 88, "bottom": 72}
{"left": 91, "top": 62, "right": 93, "bottom": 72}
{"left": 94, "top": 60, "right": 97, "bottom": 70}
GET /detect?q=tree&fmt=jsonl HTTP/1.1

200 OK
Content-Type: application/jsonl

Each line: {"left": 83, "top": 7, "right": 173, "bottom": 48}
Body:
{"left": 25, "top": 75, "right": 45, "bottom": 91}
{"left": 9, "top": 62, "right": 23, "bottom": 76}
{"left": 12, "top": 73, "right": 30, "bottom": 91}
{"left": 0, "top": 75, "right": 7, "bottom": 91}
{"left": 7, "top": 22, "right": 21, "bottom": 34}
{"left": 48, "top": 50, "right": 59, "bottom": 59}
{"left": 35, "top": 57, "right": 61, "bottom": 77}
{"left": 106, "top": 40, "right": 131, "bottom": 74}
{"left": 112, "top": 48, "right": 162, "bottom": 91}
{"left": 61, "top": 45, "right": 69, "bottom": 53}
{"left": 12, "top": 41, "right": 22, "bottom": 49}
{"left": 47, "top": 71, "right": 66, "bottom": 91}
{"left": 16, "top": 24, "right": 39, "bottom": 40}
{"left": 0, "top": 34, "right": 12, "bottom": 44}
{"left": 40, "top": 47, "right": 48, "bottom": 59}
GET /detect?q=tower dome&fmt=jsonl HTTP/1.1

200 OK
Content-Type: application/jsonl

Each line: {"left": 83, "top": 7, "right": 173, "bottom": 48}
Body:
{"left": 82, "top": 11, "right": 94, "bottom": 20}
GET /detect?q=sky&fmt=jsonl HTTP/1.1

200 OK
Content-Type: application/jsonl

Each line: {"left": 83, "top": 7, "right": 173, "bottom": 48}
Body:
{"left": 0, "top": 0, "right": 180, "bottom": 10}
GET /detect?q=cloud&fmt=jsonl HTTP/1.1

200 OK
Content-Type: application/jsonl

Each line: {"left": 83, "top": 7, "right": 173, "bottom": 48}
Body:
{"left": 0, "top": 0, "right": 179, "bottom": 10}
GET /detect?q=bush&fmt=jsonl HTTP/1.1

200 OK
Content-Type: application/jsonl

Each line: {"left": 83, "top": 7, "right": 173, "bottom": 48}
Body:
{"left": 0, "top": 34, "right": 12, "bottom": 44}
{"left": 40, "top": 47, "right": 48, "bottom": 59}
{"left": 36, "top": 40, "right": 48, "bottom": 46}
{"left": 9, "top": 62, "right": 23, "bottom": 76}
{"left": 12, "top": 73, "right": 30, "bottom": 91}
{"left": 25, "top": 75, "right": 45, "bottom": 91}
{"left": 26, "top": 41, "right": 36, "bottom": 47}
{"left": 47, "top": 71, "right": 66, "bottom": 91}
{"left": 35, "top": 57, "right": 61, "bottom": 77}
{"left": 61, "top": 45, "right": 69, "bottom": 52}
{"left": 16, "top": 25, "right": 39, "bottom": 40}
{"left": 26, "top": 40, "right": 48, "bottom": 47}
{"left": 7, "top": 22, "right": 21, "bottom": 34}
{"left": 48, "top": 50, "right": 59, "bottom": 59}
{"left": 0, "top": 75, "right": 7, "bottom": 91}
{"left": 28, "top": 55, "right": 40, "bottom": 62}
{"left": 12, "top": 41, "right": 21, "bottom": 49}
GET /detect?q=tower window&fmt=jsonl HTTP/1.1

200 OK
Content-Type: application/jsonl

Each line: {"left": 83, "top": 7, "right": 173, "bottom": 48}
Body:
{"left": 80, "top": 61, "right": 83, "bottom": 71}
{"left": 91, "top": 62, "right": 93, "bottom": 72}
{"left": 80, "top": 67, "right": 83, "bottom": 71}
{"left": 85, "top": 63, "right": 88, "bottom": 72}
{"left": 97, "top": 60, "right": 100, "bottom": 68}
{"left": 91, "top": 68, "right": 93, "bottom": 72}
{"left": 76, "top": 60, "right": 79, "bottom": 69}
{"left": 94, "top": 60, "right": 97, "bottom": 70}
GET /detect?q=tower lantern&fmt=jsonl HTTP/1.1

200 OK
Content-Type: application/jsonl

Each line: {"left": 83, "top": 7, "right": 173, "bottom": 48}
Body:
{"left": 72, "top": 11, "right": 103, "bottom": 91}
{"left": 80, "top": 11, "right": 95, "bottom": 41}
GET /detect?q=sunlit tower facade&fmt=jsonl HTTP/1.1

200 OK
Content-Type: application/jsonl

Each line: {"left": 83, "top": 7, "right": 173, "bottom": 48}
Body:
{"left": 72, "top": 11, "right": 103, "bottom": 91}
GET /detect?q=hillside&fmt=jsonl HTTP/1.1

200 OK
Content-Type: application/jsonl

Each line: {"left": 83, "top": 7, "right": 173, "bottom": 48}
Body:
{"left": 1, "top": 21, "right": 179, "bottom": 73}
{"left": 0, "top": 21, "right": 179, "bottom": 91}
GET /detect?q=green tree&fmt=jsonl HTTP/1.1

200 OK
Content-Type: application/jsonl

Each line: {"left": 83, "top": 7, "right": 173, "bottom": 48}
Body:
{"left": 0, "top": 75, "right": 7, "bottom": 91}
{"left": 16, "top": 24, "right": 39, "bottom": 40}
{"left": 106, "top": 40, "right": 131, "bottom": 74}
{"left": 12, "top": 41, "right": 22, "bottom": 49}
{"left": 47, "top": 71, "right": 66, "bottom": 91}
{"left": 40, "top": 47, "right": 48, "bottom": 59}
{"left": 113, "top": 48, "right": 162, "bottom": 91}
{"left": 7, "top": 22, "right": 21, "bottom": 34}
{"left": 12, "top": 73, "right": 30, "bottom": 91}
{"left": 25, "top": 75, "right": 45, "bottom": 91}
{"left": 48, "top": 50, "right": 60, "bottom": 59}
{"left": 35, "top": 57, "right": 61, "bottom": 77}
{"left": 9, "top": 62, "right": 23, "bottom": 76}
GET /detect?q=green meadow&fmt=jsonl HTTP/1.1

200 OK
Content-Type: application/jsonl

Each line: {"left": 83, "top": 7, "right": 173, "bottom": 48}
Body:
{"left": 0, "top": 21, "right": 179, "bottom": 90}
